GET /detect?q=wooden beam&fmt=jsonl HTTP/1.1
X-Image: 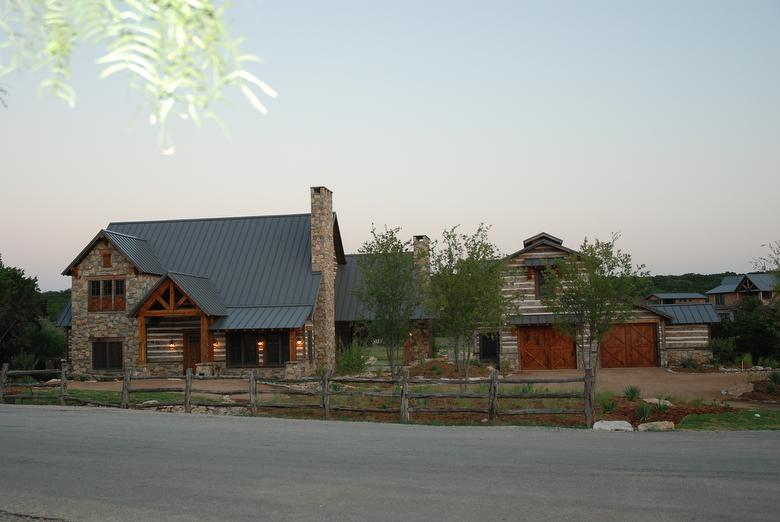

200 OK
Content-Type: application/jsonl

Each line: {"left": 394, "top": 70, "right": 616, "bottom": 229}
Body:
{"left": 200, "top": 313, "right": 209, "bottom": 363}
{"left": 141, "top": 309, "right": 200, "bottom": 317}
{"left": 207, "top": 318, "right": 214, "bottom": 363}
{"left": 139, "top": 317, "right": 147, "bottom": 365}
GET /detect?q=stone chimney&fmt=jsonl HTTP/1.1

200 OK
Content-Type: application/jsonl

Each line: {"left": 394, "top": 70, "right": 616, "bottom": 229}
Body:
{"left": 310, "top": 186, "right": 336, "bottom": 370}
{"left": 412, "top": 235, "right": 431, "bottom": 277}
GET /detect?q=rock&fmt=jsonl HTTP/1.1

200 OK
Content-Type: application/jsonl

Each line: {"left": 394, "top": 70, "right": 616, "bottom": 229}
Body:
{"left": 221, "top": 395, "right": 235, "bottom": 403}
{"left": 192, "top": 406, "right": 208, "bottom": 414}
{"left": 637, "top": 421, "right": 675, "bottom": 432}
{"left": 643, "top": 398, "right": 674, "bottom": 407}
{"left": 46, "top": 378, "right": 61, "bottom": 384}
{"left": 481, "top": 418, "right": 488, "bottom": 423}
{"left": 141, "top": 400, "right": 159, "bottom": 406}
{"left": 593, "top": 420, "right": 634, "bottom": 432}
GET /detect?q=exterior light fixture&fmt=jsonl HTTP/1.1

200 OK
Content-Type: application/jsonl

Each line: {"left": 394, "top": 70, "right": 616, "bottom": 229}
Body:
{"left": 168, "top": 338, "right": 175, "bottom": 349}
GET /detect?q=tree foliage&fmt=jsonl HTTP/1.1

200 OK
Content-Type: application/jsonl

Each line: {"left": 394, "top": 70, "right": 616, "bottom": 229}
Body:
{"left": 0, "top": 254, "right": 46, "bottom": 363}
{"left": 755, "top": 240, "right": 780, "bottom": 291}
{"left": 353, "top": 226, "right": 420, "bottom": 377}
{"left": 0, "top": 0, "right": 276, "bottom": 152}
{"left": 541, "top": 234, "right": 650, "bottom": 371}
{"left": 428, "top": 224, "right": 510, "bottom": 378}
{"left": 646, "top": 272, "right": 735, "bottom": 295}
{"left": 717, "top": 298, "right": 780, "bottom": 365}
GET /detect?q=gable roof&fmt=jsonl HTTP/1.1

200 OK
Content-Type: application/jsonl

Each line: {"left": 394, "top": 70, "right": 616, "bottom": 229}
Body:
{"left": 130, "top": 272, "right": 227, "bottom": 317}
{"left": 706, "top": 273, "right": 778, "bottom": 294}
{"left": 646, "top": 293, "right": 706, "bottom": 300}
{"left": 62, "top": 229, "right": 164, "bottom": 276}
{"left": 508, "top": 232, "right": 577, "bottom": 259}
{"left": 647, "top": 303, "right": 720, "bottom": 325}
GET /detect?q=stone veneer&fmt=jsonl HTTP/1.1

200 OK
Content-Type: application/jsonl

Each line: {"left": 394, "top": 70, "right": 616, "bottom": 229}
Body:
{"left": 310, "top": 186, "right": 337, "bottom": 370}
{"left": 69, "top": 238, "right": 158, "bottom": 375}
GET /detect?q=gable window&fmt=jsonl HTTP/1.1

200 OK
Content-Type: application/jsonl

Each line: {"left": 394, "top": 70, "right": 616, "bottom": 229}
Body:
{"left": 88, "top": 279, "right": 126, "bottom": 312}
{"left": 101, "top": 251, "right": 112, "bottom": 268}
{"left": 92, "top": 340, "right": 123, "bottom": 370}
{"left": 714, "top": 294, "right": 725, "bottom": 306}
{"left": 534, "top": 268, "right": 553, "bottom": 299}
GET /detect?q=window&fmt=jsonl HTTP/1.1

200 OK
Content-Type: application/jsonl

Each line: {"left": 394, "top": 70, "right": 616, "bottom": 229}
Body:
{"left": 762, "top": 291, "right": 773, "bottom": 300}
{"left": 262, "top": 332, "right": 290, "bottom": 367}
{"left": 227, "top": 332, "right": 259, "bottom": 367}
{"left": 534, "top": 268, "right": 553, "bottom": 299}
{"left": 92, "top": 341, "right": 123, "bottom": 370}
{"left": 714, "top": 294, "right": 725, "bottom": 306}
{"left": 88, "top": 279, "right": 126, "bottom": 312}
{"left": 101, "top": 251, "right": 112, "bottom": 268}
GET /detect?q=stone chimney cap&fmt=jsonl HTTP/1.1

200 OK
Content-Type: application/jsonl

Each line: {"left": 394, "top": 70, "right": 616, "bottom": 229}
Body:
{"left": 311, "top": 186, "right": 332, "bottom": 194}
{"left": 413, "top": 235, "right": 430, "bottom": 242}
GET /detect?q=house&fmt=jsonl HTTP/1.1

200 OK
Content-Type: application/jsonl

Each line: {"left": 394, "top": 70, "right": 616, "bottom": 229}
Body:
{"left": 706, "top": 272, "right": 778, "bottom": 321}
{"left": 476, "top": 233, "right": 720, "bottom": 369}
{"left": 58, "top": 186, "right": 431, "bottom": 377}
{"left": 644, "top": 293, "right": 708, "bottom": 305}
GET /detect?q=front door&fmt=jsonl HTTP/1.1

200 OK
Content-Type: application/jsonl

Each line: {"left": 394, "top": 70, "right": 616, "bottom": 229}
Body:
{"left": 183, "top": 332, "right": 201, "bottom": 374}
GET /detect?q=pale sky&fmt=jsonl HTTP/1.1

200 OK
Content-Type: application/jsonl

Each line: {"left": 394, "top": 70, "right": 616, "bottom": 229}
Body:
{"left": 1, "top": 0, "right": 779, "bottom": 291}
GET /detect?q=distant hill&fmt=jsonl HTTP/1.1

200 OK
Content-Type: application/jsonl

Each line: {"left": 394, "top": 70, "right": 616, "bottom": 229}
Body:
{"left": 41, "top": 290, "right": 71, "bottom": 322}
{"left": 646, "top": 273, "right": 736, "bottom": 295}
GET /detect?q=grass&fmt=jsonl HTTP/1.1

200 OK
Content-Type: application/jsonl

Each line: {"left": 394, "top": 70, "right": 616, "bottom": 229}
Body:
{"left": 4, "top": 389, "right": 222, "bottom": 406}
{"left": 623, "top": 385, "right": 641, "bottom": 401}
{"left": 678, "top": 410, "right": 780, "bottom": 431}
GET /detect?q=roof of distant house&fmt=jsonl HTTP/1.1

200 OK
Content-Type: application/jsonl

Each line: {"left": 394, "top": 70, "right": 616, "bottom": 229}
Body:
{"left": 706, "top": 273, "right": 778, "bottom": 294}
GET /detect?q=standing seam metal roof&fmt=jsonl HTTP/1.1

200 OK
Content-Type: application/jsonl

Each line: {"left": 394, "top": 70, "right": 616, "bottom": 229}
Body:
{"left": 647, "top": 304, "right": 720, "bottom": 324}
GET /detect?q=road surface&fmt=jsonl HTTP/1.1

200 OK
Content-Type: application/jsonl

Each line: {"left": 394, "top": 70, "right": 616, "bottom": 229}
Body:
{"left": 1, "top": 405, "right": 778, "bottom": 521}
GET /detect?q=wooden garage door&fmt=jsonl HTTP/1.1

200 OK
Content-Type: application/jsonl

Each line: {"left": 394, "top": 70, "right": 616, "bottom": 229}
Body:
{"left": 601, "top": 323, "right": 657, "bottom": 368}
{"left": 518, "top": 326, "right": 576, "bottom": 370}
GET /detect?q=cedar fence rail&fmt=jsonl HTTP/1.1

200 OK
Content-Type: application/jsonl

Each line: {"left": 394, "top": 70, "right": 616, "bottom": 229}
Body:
{"left": 0, "top": 363, "right": 596, "bottom": 427}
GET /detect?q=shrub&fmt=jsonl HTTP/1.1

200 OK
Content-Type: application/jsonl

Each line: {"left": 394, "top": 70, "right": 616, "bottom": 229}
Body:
{"left": 9, "top": 351, "right": 37, "bottom": 371}
{"left": 335, "top": 343, "right": 368, "bottom": 375}
{"left": 739, "top": 353, "right": 753, "bottom": 367}
{"left": 430, "top": 364, "right": 444, "bottom": 376}
{"left": 709, "top": 337, "right": 737, "bottom": 365}
{"left": 766, "top": 382, "right": 777, "bottom": 394}
{"left": 623, "top": 385, "right": 641, "bottom": 401}
{"left": 769, "top": 371, "right": 780, "bottom": 385}
{"left": 680, "top": 357, "right": 699, "bottom": 370}
{"left": 636, "top": 402, "right": 653, "bottom": 421}
{"left": 599, "top": 397, "right": 617, "bottom": 413}
{"left": 520, "top": 382, "right": 534, "bottom": 394}
{"left": 655, "top": 400, "right": 670, "bottom": 413}
{"left": 758, "top": 357, "right": 779, "bottom": 369}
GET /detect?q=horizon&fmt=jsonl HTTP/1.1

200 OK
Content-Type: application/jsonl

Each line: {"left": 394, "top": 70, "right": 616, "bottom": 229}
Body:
{"left": 1, "top": 0, "right": 778, "bottom": 290}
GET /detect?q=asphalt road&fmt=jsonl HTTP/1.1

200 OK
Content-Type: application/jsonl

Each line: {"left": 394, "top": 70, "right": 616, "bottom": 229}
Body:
{"left": 1, "top": 405, "right": 778, "bottom": 521}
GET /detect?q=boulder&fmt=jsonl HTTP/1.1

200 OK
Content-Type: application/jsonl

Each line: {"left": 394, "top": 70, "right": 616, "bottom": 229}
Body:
{"left": 643, "top": 398, "right": 673, "bottom": 407}
{"left": 593, "top": 420, "right": 634, "bottom": 432}
{"left": 141, "top": 400, "right": 159, "bottom": 406}
{"left": 638, "top": 421, "right": 675, "bottom": 432}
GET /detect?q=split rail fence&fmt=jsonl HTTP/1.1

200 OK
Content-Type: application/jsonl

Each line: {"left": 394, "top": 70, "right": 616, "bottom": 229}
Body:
{"left": 0, "top": 363, "right": 595, "bottom": 426}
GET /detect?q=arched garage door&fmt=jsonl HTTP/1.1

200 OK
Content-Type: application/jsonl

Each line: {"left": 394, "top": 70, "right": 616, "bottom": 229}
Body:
{"left": 601, "top": 323, "right": 657, "bottom": 368}
{"left": 518, "top": 326, "right": 577, "bottom": 370}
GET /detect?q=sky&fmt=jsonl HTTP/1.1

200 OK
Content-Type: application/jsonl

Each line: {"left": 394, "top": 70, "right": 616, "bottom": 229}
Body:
{"left": 1, "top": 0, "right": 779, "bottom": 291}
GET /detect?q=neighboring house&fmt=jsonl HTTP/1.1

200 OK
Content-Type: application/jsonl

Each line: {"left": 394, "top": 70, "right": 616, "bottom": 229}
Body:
{"left": 478, "top": 233, "right": 720, "bottom": 370}
{"left": 706, "top": 272, "right": 778, "bottom": 321}
{"left": 644, "top": 293, "right": 708, "bottom": 305}
{"left": 58, "top": 187, "right": 431, "bottom": 377}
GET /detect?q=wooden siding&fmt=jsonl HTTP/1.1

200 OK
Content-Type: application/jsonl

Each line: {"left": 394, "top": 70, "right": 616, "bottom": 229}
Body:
{"left": 665, "top": 324, "right": 709, "bottom": 350}
{"left": 146, "top": 319, "right": 226, "bottom": 363}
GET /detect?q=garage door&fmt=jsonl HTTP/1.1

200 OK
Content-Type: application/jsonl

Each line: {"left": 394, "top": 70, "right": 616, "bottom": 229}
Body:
{"left": 518, "top": 326, "right": 576, "bottom": 370}
{"left": 601, "top": 323, "right": 657, "bottom": 368}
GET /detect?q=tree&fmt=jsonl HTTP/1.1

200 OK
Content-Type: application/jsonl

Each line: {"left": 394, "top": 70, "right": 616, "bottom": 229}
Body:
{"left": 755, "top": 240, "right": 780, "bottom": 292}
{"left": 0, "top": 254, "right": 46, "bottom": 363}
{"left": 353, "top": 226, "right": 420, "bottom": 377}
{"left": 0, "top": 1, "right": 276, "bottom": 152}
{"left": 719, "top": 297, "right": 780, "bottom": 365}
{"left": 541, "top": 234, "right": 649, "bottom": 372}
{"left": 428, "top": 225, "right": 510, "bottom": 381}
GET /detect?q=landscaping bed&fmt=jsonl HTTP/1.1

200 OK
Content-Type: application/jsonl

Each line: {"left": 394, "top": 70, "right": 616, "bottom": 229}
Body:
{"left": 601, "top": 397, "right": 732, "bottom": 426}
{"left": 409, "top": 359, "right": 493, "bottom": 379}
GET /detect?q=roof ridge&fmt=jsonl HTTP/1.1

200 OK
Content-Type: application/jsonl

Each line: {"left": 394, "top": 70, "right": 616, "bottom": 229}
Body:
{"left": 226, "top": 304, "right": 313, "bottom": 309}
{"left": 167, "top": 271, "right": 209, "bottom": 279}
{"left": 108, "top": 212, "right": 311, "bottom": 227}
{"left": 103, "top": 229, "right": 147, "bottom": 241}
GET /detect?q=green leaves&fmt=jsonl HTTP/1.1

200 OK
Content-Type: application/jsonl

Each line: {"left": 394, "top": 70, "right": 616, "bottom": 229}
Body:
{"left": 0, "top": 0, "right": 277, "bottom": 152}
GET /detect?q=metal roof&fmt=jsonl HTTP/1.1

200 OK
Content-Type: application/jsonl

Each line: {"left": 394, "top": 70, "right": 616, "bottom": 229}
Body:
{"left": 508, "top": 232, "right": 577, "bottom": 259}
{"left": 168, "top": 272, "right": 227, "bottom": 316}
{"left": 55, "top": 300, "right": 72, "bottom": 328}
{"left": 211, "top": 305, "right": 312, "bottom": 330}
{"left": 334, "top": 254, "right": 431, "bottom": 322}
{"left": 647, "top": 293, "right": 706, "bottom": 300}
{"left": 523, "top": 232, "right": 563, "bottom": 248}
{"left": 706, "top": 273, "right": 778, "bottom": 294}
{"left": 107, "top": 214, "right": 322, "bottom": 308}
{"left": 62, "top": 229, "right": 164, "bottom": 276}
{"left": 647, "top": 304, "right": 720, "bottom": 325}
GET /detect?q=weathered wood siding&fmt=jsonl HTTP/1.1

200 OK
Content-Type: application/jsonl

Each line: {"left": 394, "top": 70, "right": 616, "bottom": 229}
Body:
{"left": 665, "top": 324, "right": 709, "bottom": 350}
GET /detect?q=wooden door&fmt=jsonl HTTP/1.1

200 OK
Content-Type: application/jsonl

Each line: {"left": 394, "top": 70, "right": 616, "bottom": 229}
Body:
{"left": 183, "top": 332, "right": 201, "bottom": 374}
{"left": 601, "top": 324, "right": 657, "bottom": 368}
{"left": 518, "top": 326, "right": 576, "bottom": 370}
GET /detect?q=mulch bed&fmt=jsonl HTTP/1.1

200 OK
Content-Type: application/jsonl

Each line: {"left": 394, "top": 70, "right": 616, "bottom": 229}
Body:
{"left": 602, "top": 397, "right": 732, "bottom": 427}
{"left": 409, "top": 359, "right": 493, "bottom": 379}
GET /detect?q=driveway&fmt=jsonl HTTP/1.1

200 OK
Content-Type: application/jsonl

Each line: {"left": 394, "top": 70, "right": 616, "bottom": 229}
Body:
{"left": 1, "top": 405, "right": 779, "bottom": 521}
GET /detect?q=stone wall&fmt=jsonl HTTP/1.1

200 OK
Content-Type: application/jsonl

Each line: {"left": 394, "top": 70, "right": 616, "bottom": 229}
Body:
{"left": 310, "top": 186, "right": 336, "bottom": 370}
{"left": 404, "top": 320, "right": 432, "bottom": 365}
{"left": 69, "top": 238, "right": 158, "bottom": 375}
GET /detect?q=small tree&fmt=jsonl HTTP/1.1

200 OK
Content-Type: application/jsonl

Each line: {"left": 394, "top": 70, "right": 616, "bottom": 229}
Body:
{"left": 353, "top": 226, "right": 420, "bottom": 377}
{"left": 541, "top": 234, "right": 649, "bottom": 372}
{"left": 429, "top": 225, "right": 510, "bottom": 380}
{"left": 0, "top": 254, "right": 46, "bottom": 364}
{"left": 755, "top": 240, "right": 780, "bottom": 292}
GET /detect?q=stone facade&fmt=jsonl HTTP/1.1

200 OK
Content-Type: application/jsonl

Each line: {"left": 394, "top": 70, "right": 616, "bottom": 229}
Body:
{"left": 69, "top": 238, "right": 157, "bottom": 376}
{"left": 404, "top": 320, "right": 432, "bottom": 365}
{"left": 310, "top": 186, "right": 337, "bottom": 370}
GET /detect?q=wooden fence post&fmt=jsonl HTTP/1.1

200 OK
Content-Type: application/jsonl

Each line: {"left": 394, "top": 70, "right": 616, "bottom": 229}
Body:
{"left": 185, "top": 368, "right": 192, "bottom": 413}
{"left": 60, "top": 362, "right": 68, "bottom": 406}
{"left": 488, "top": 368, "right": 499, "bottom": 423}
{"left": 400, "top": 367, "right": 410, "bottom": 423}
{"left": 584, "top": 368, "right": 595, "bottom": 428}
{"left": 121, "top": 368, "right": 131, "bottom": 409}
{"left": 321, "top": 370, "right": 330, "bottom": 420}
{"left": 0, "top": 363, "right": 8, "bottom": 404}
{"left": 249, "top": 369, "right": 257, "bottom": 416}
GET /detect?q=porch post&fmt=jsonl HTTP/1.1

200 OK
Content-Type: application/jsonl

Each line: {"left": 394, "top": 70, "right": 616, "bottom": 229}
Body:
{"left": 138, "top": 315, "right": 147, "bottom": 365}
{"left": 200, "top": 312, "right": 209, "bottom": 363}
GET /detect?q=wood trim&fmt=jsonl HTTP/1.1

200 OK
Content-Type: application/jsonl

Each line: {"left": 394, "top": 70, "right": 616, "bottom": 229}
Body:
{"left": 139, "top": 318, "right": 147, "bottom": 365}
{"left": 200, "top": 313, "right": 209, "bottom": 363}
